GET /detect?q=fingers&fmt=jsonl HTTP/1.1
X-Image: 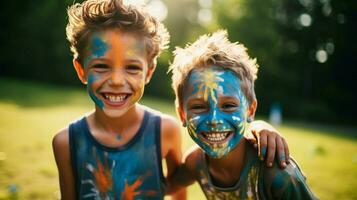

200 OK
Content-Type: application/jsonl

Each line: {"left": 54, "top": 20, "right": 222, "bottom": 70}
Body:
{"left": 266, "top": 133, "right": 276, "bottom": 167}
{"left": 259, "top": 131, "right": 268, "bottom": 161}
{"left": 246, "top": 130, "right": 258, "bottom": 148}
{"left": 282, "top": 138, "right": 290, "bottom": 164}
{"left": 276, "top": 137, "right": 287, "bottom": 169}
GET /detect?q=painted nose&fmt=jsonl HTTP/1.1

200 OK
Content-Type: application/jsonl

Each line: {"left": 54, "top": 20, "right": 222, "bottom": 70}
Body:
{"left": 109, "top": 69, "right": 125, "bottom": 86}
{"left": 206, "top": 109, "right": 222, "bottom": 128}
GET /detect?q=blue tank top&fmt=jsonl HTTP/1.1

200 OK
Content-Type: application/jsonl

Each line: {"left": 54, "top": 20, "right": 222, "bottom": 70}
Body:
{"left": 69, "top": 110, "right": 165, "bottom": 200}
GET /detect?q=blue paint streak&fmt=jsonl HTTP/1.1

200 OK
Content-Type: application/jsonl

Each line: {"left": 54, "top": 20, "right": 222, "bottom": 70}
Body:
{"left": 84, "top": 35, "right": 109, "bottom": 68}
{"left": 92, "top": 36, "right": 108, "bottom": 57}
{"left": 116, "top": 135, "right": 122, "bottom": 140}
{"left": 279, "top": 152, "right": 286, "bottom": 161}
{"left": 88, "top": 74, "right": 104, "bottom": 109}
{"left": 261, "top": 147, "right": 267, "bottom": 158}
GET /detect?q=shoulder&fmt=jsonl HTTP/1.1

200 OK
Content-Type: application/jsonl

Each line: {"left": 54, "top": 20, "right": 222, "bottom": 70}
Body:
{"left": 141, "top": 105, "right": 181, "bottom": 135}
{"left": 52, "top": 127, "right": 72, "bottom": 168}
{"left": 261, "top": 158, "right": 317, "bottom": 199}
{"left": 157, "top": 112, "right": 181, "bottom": 141}
{"left": 161, "top": 113, "right": 181, "bottom": 132}
{"left": 144, "top": 106, "right": 182, "bottom": 157}
{"left": 263, "top": 158, "right": 306, "bottom": 185}
{"left": 52, "top": 127, "right": 70, "bottom": 151}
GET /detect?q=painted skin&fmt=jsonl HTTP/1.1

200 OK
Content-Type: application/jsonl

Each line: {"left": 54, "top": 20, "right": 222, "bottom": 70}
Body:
{"left": 82, "top": 30, "right": 150, "bottom": 118}
{"left": 183, "top": 67, "right": 250, "bottom": 158}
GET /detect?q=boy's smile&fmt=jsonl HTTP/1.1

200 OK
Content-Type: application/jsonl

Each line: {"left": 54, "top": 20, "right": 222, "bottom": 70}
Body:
{"left": 182, "top": 67, "right": 251, "bottom": 158}
{"left": 76, "top": 29, "right": 153, "bottom": 118}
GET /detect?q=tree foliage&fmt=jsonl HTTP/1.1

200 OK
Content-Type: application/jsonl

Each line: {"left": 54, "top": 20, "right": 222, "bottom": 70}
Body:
{"left": 0, "top": 0, "right": 355, "bottom": 123}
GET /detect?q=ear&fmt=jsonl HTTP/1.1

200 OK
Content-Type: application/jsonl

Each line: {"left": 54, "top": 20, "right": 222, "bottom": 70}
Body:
{"left": 73, "top": 59, "right": 87, "bottom": 84}
{"left": 145, "top": 59, "right": 157, "bottom": 84}
{"left": 247, "top": 100, "right": 257, "bottom": 121}
{"left": 177, "top": 104, "right": 186, "bottom": 123}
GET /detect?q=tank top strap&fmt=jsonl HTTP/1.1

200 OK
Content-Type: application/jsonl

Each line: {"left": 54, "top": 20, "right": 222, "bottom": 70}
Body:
{"left": 141, "top": 110, "right": 165, "bottom": 184}
{"left": 68, "top": 117, "right": 87, "bottom": 198}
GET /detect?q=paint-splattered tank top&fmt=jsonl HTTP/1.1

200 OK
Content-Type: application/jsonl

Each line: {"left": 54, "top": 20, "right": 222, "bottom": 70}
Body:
{"left": 69, "top": 110, "right": 165, "bottom": 200}
{"left": 195, "top": 144, "right": 318, "bottom": 200}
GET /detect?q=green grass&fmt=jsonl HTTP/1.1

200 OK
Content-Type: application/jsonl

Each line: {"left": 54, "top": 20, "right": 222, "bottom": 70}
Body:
{"left": 0, "top": 78, "right": 356, "bottom": 200}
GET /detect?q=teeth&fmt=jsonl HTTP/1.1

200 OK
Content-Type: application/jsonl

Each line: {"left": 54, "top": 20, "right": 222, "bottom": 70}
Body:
{"left": 203, "top": 132, "right": 230, "bottom": 142}
{"left": 105, "top": 94, "right": 126, "bottom": 102}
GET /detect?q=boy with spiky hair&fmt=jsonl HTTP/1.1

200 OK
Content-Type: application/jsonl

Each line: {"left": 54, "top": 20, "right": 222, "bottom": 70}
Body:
{"left": 169, "top": 30, "right": 317, "bottom": 199}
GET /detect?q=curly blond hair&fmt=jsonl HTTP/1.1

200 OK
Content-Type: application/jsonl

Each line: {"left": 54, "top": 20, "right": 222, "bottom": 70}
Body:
{"left": 169, "top": 30, "right": 259, "bottom": 108}
{"left": 66, "top": 0, "right": 169, "bottom": 65}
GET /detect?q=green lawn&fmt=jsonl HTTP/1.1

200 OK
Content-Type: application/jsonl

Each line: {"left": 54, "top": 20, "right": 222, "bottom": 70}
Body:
{"left": 0, "top": 78, "right": 356, "bottom": 200}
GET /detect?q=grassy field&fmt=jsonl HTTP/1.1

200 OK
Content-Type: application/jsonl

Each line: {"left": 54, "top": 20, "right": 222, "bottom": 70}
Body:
{"left": 0, "top": 78, "right": 356, "bottom": 200}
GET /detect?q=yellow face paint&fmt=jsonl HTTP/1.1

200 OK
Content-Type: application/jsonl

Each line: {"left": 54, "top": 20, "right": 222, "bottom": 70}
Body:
{"left": 183, "top": 67, "right": 249, "bottom": 158}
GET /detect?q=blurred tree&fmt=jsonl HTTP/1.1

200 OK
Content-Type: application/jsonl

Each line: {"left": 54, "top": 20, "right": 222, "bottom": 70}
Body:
{"left": 211, "top": 0, "right": 357, "bottom": 123}
{"left": 212, "top": 0, "right": 286, "bottom": 118}
{"left": 0, "top": 0, "right": 355, "bottom": 124}
{"left": 0, "top": 0, "right": 76, "bottom": 85}
{"left": 275, "top": 0, "right": 357, "bottom": 123}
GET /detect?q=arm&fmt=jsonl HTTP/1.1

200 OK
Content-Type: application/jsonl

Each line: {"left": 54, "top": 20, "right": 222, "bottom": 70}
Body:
{"left": 52, "top": 128, "right": 76, "bottom": 200}
{"left": 262, "top": 159, "right": 318, "bottom": 200}
{"left": 246, "top": 120, "right": 290, "bottom": 168}
{"left": 160, "top": 115, "right": 187, "bottom": 200}
{"left": 166, "top": 146, "right": 199, "bottom": 194}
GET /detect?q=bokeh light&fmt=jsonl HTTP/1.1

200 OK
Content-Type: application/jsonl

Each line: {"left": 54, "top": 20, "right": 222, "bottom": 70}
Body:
{"left": 299, "top": 13, "right": 312, "bottom": 27}
{"left": 198, "top": 8, "right": 212, "bottom": 25}
{"left": 316, "top": 49, "right": 328, "bottom": 63}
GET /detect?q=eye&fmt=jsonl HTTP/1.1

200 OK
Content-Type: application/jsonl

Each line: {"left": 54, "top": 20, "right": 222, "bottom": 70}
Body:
{"left": 126, "top": 64, "right": 142, "bottom": 74}
{"left": 188, "top": 104, "right": 208, "bottom": 113}
{"left": 91, "top": 64, "right": 110, "bottom": 73}
{"left": 221, "top": 103, "right": 238, "bottom": 112}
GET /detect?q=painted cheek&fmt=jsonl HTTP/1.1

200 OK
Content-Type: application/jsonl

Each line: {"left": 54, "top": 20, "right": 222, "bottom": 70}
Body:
{"left": 88, "top": 73, "right": 104, "bottom": 109}
{"left": 187, "top": 115, "right": 201, "bottom": 137}
{"left": 127, "top": 75, "right": 145, "bottom": 104}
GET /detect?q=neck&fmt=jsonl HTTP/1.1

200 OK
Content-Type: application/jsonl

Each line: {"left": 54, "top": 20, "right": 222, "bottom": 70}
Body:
{"left": 93, "top": 103, "right": 141, "bottom": 134}
{"left": 207, "top": 138, "right": 247, "bottom": 171}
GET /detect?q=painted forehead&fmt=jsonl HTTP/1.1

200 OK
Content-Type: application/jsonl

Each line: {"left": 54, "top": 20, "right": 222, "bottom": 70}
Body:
{"left": 84, "top": 31, "right": 147, "bottom": 62}
{"left": 184, "top": 66, "right": 243, "bottom": 99}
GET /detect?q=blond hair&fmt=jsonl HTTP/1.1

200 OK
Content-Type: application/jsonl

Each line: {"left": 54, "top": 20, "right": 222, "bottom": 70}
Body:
{"left": 169, "top": 30, "right": 259, "bottom": 108}
{"left": 66, "top": 0, "right": 169, "bottom": 65}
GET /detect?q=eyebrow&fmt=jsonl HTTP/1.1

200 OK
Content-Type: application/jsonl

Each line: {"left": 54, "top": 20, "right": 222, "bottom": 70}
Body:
{"left": 124, "top": 57, "right": 147, "bottom": 65}
{"left": 87, "top": 57, "right": 111, "bottom": 64}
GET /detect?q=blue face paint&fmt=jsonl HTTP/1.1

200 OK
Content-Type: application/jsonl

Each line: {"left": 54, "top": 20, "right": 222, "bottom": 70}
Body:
{"left": 92, "top": 37, "right": 108, "bottom": 57}
{"left": 84, "top": 34, "right": 109, "bottom": 68}
{"left": 88, "top": 73, "right": 104, "bottom": 109}
{"left": 184, "top": 67, "right": 250, "bottom": 158}
{"left": 84, "top": 33, "right": 109, "bottom": 110}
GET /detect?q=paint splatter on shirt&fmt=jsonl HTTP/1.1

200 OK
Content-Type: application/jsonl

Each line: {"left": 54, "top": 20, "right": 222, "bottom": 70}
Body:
{"left": 194, "top": 145, "right": 318, "bottom": 200}
{"left": 69, "top": 110, "right": 165, "bottom": 199}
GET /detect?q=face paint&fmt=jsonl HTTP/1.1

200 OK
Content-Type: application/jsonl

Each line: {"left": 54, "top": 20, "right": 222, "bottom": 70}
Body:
{"left": 88, "top": 73, "right": 105, "bottom": 109}
{"left": 183, "top": 67, "right": 250, "bottom": 158}
{"left": 83, "top": 30, "right": 149, "bottom": 118}
{"left": 84, "top": 34, "right": 109, "bottom": 68}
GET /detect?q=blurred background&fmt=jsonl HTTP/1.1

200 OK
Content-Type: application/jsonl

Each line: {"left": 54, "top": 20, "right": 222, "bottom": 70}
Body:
{"left": 0, "top": 0, "right": 356, "bottom": 199}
